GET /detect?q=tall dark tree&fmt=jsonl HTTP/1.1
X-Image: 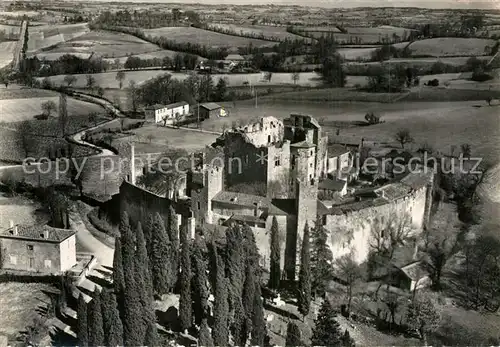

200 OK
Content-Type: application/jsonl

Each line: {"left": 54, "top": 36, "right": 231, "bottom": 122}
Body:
{"left": 144, "top": 213, "right": 155, "bottom": 261}
{"left": 311, "top": 300, "right": 345, "bottom": 346}
{"left": 112, "top": 235, "right": 125, "bottom": 321}
{"left": 311, "top": 219, "right": 333, "bottom": 297}
{"left": 77, "top": 294, "right": 88, "bottom": 347}
{"left": 179, "top": 231, "right": 193, "bottom": 332}
{"left": 226, "top": 226, "right": 246, "bottom": 340}
{"left": 192, "top": 234, "right": 210, "bottom": 325}
{"left": 88, "top": 290, "right": 105, "bottom": 347}
{"left": 269, "top": 216, "right": 281, "bottom": 290}
{"left": 298, "top": 223, "right": 311, "bottom": 318}
{"left": 199, "top": 318, "right": 214, "bottom": 347}
{"left": 135, "top": 222, "right": 157, "bottom": 343}
{"left": 251, "top": 283, "right": 267, "bottom": 347}
{"left": 151, "top": 212, "right": 173, "bottom": 295}
{"left": 168, "top": 205, "right": 180, "bottom": 282}
{"left": 286, "top": 321, "right": 302, "bottom": 346}
{"left": 122, "top": 217, "right": 145, "bottom": 346}
{"left": 212, "top": 251, "right": 229, "bottom": 346}
{"left": 101, "top": 289, "right": 124, "bottom": 347}
{"left": 144, "top": 319, "right": 159, "bottom": 347}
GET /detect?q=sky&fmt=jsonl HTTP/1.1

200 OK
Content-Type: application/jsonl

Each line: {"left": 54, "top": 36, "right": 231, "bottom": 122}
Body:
{"left": 76, "top": 0, "right": 499, "bottom": 9}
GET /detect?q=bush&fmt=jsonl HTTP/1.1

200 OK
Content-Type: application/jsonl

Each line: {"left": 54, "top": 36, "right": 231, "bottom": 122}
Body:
{"left": 426, "top": 79, "right": 439, "bottom": 87}
{"left": 88, "top": 208, "right": 118, "bottom": 236}
{"left": 471, "top": 70, "right": 493, "bottom": 82}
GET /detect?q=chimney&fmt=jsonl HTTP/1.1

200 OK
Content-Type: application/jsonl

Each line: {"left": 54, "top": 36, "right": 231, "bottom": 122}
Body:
{"left": 43, "top": 229, "right": 50, "bottom": 239}
{"left": 9, "top": 220, "right": 14, "bottom": 229}
{"left": 254, "top": 201, "right": 261, "bottom": 217}
{"left": 12, "top": 224, "right": 18, "bottom": 235}
{"left": 187, "top": 217, "right": 196, "bottom": 240}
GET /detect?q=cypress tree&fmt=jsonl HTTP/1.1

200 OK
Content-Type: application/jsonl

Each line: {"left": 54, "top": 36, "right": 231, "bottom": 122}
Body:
{"left": 136, "top": 222, "right": 154, "bottom": 302}
{"left": 311, "top": 300, "right": 344, "bottom": 346}
{"left": 298, "top": 223, "right": 311, "bottom": 318}
{"left": 101, "top": 289, "right": 123, "bottom": 347}
{"left": 192, "top": 234, "right": 210, "bottom": 326}
{"left": 123, "top": 220, "right": 145, "bottom": 346}
{"left": 199, "top": 318, "right": 214, "bottom": 347}
{"left": 112, "top": 236, "right": 125, "bottom": 298}
{"left": 168, "top": 205, "right": 180, "bottom": 274}
{"left": 251, "top": 283, "right": 267, "bottom": 347}
{"left": 285, "top": 321, "right": 302, "bottom": 346}
{"left": 226, "top": 225, "right": 245, "bottom": 338}
{"left": 77, "top": 294, "right": 88, "bottom": 347}
{"left": 341, "top": 329, "right": 356, "bottom": 347}
{"left": 311, "top": 218, "right": 333, "bottom": 298}
{"left": 144, "top": 319, "right": 159, "bottom": 347}
{"left": 179, "top": 232, "right": 192, "bottom": 333}
{"left": 151, "top": 212, "right": 173, "bottom": 295}
{"left": 269, "top": 216, "right": 281, "bottom": 290}
{"left": 88, "top": 290, "right": 104, "bottom": 347}
{"left": 144, "top": 213, "right": 155, "bottom": 263}
{"left": 212, "top": 251, "right": 229, "bottom": 346}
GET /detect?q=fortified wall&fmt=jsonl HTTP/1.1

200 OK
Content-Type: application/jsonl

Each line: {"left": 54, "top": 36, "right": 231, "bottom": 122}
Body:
{"left": 322, "top": 169, "right": 434, "bottom": 265}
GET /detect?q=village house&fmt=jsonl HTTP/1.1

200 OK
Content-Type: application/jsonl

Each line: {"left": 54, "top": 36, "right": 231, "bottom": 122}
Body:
{"left": 144, "top": 101, "right": 190, "bottom": 124}
{"left": 0, "top": 222, "right": 76, "bottom": 273}
{"left": 199, "top": 102, "right": 223, "bottom": 119}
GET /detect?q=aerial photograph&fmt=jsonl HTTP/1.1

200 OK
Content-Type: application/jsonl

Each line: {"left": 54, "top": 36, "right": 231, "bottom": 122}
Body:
{"left": 0, "top": 0, "right": 498, "bottom": 346}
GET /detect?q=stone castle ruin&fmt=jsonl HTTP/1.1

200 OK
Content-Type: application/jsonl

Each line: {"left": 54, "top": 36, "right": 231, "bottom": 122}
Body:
{"left": 118, "top": 114, "right": 435, "bottom": 280}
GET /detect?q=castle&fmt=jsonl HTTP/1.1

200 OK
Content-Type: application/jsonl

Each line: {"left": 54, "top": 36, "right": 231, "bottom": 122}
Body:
{"left": 122, "top": 114, "right": 434, "bottom": 281}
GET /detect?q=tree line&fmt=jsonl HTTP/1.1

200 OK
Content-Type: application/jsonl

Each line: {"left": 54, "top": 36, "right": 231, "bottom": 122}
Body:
{"left": 92, "top": 9, "right": 198, "bottom": 29}
{"left": 193, "top": 23, "right": 285, "bottom": 43}
{"left": 19, "top": 54, "right": 109, "bottom": 79}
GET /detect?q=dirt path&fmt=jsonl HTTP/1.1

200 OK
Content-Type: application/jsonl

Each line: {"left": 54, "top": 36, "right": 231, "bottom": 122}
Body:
{"left": 69, "top": 210, "right": 113, "bottom": 267}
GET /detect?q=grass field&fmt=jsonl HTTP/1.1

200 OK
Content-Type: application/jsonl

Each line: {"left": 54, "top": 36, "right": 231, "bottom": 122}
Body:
{"left": 27, "top": 23, "right": 90, "bottom": 53}
{"left": 41, "top": 70, "right": 322, "bottom": 89}
{"left": 0, "top": 282, "right": 57, "bottom": 342}
{"left": 0, "top": 23, "right": 20, "bottom": 35}
{"left": 143, "top": 26, "right": 276, "bottom": 48}
{"left": 209, "top": 23, "right": 304, "bottom": 41}
{"left": 0, "top": 192, "right": 47, "bottom": 228}
{"left": 0, "top": 41, "right": 16, "bottom": 68}
{"left": 196, "top": 98, "right": 500, "bottom": 164}
{"left": 0, "top": 95, "right": 104, "bottom": 122}
{"left": 33, "top": 29, "right": 161, "bottom": 59}
{"left": 407, "top": 38, "right": 497, "bottom": 57}
{"left": 337, "top": 47, "right": 378, "bottom": 61}
{"left": 114, "top": 123, "right": 219, "bottom": 154}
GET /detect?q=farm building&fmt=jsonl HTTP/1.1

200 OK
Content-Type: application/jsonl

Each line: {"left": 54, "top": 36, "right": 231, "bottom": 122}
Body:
{"left": 225, "top": 53, "right": 245, "bottom": 62}
{"left": 389, "top": 261, "right": 432, "bottom": 291}
{"left": 0, "top": 222, "right": 76, "bottom": 273}
{"left": 199, "top": 102, "right": 223, "bottom": 119}
{"left": 145, "top": 101, "right": 190, "bottom": 124}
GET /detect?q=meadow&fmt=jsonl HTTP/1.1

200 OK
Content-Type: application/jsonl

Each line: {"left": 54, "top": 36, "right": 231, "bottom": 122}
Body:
{"left": 0, "top": 23, "right": 20, "bottom": 35}
{"left": 27, "top": 23, "right": 90, "bottom": 53}
{"left": 209, "top": 23, "right": 304, "bottom": 41}
{"left": 143, "top": 26, "right": 276, "bottom": 48}
{"left": 407, "top": 38, "right": 497, "bottom": 57}
{"left": 31, "top": 29, "right": 162, "bottom": 59}
{"left": 40, "top": 70, "right": 322, "bottom": 89}
{"left": 0, "top": 41, "right": 16, "bottom": 68}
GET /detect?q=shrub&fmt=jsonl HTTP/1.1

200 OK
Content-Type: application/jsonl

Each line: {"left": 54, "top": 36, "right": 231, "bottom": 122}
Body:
{"left": 426, "top": 79, "right": 439, "bottom": 87}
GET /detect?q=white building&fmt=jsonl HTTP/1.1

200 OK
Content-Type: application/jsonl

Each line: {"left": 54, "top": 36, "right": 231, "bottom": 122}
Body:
{"left": 145, "top": 101, "right": 190, "bottom": 124}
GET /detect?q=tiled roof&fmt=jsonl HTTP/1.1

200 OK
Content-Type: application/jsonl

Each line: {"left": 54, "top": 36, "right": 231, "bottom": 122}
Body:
{"left": 212, "top": 191, "right": 270, "bottom": 208}
{"left": 375, "top": 183, "right": 412, "bottom": 200}
{"left": 0, "top": 224, "right": 75, "bottom": 243}
{"left": 328, "top": 144, "right": 350, "bottom": 158}
{"left": 165, "top": 101, "right": 189, "bottom": 109}
{"left": 399, "top": 261, "right": 431, "bottom": 281}
{"left": 269, "top": 199, "right": 296, "bottom": 216}
{"left": 318, "top": 178, "right": 346, "bottom": 191}
{"left": 200, "top": 102, "right": 221, "bottom": 111}
{"left": 225, "top": 54, "right": 245, "bottom": 61}
{"left": 290, "top": 140, "right": 315, "bottom": 148}
{"left": 145, "top": 103, "right": 165, "bottom": 110}
{"left": 327, "top": 197, "right": 387, "bottom": 215}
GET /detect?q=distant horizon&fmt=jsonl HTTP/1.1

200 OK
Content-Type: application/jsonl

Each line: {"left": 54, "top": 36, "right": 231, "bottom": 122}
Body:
{"left": 69, "top": 0, "right": 499, "bottom": 10}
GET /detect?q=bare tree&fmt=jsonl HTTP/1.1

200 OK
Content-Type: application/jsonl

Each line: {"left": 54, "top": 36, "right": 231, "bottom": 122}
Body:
{"left": 335, "top": 253, "right": 364, "bottom": 315}
{"left": 405, "top": 292, "right": 441, "bottom": 345}
{"left": 486, "top": 96, "right": 493, "bottom": 106}
{"left": 58, "top": 94, "right": 68, "bottom": 137}
{"left": 394, "top": 128, "right": 413, "bottom": 149}
{"left": 291, "top": 71, "right": 300, "bottom": 85}
{"left": 460, "top": 143, "right": 471, "bottom": 159}
{"left": 88, "top": 112, "right": 99, "bottom": 126}
{"left": 63, "top": 75, "right": 77, "bottom": 87}
{"left": 265, "top": 71, "right": 273, "bottom": 82}
{"left": 18, "top": 121, "right": 33, "bottom": 157}
{"left": 146, "top": 134, "right": 154, "bottom": 143}
{"left": 86, "top": 74, "right": 96, "bottom": 91}
{"left": 128, "top": 80, "right": 139, "bottom": 113}
{"left": 41, "top": 100, "right": 57, "bottom": 118}
{"left": 116, "top": 71, "right": 125, "bottom": 89}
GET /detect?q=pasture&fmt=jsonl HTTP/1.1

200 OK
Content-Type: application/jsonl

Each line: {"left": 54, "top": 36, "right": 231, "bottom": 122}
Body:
{"left": 200, "top": 98, "right": 500, "bottom": 164}
{"left": 209, "top": 24, "right": 304, "bottom": 41}
{"left": 0, "top": 95, "right": 104, "bottom": 122}
{"left": 0, "top": 282, "right": 57, "bottom": 342}
{"left": 407, "top": 38, "right": 497, "bottom": 57}
{"left": 143, "top": 26, "right": 275, "bottom": 48}
{"left": 0, "top": 23, "right": 20, "bottom": 35}
{"left": 27, "top": 23, "right": 90, "bottom": 53}
{"left": 33, "top": 29, "right": 161, "bottom": 59}
{"left": 40, "top": 70, "right": 322, "bottom": 89}
{"left": 0, "top": 41, "right": 16, "bottom": 68}
{"left": 337, "top": 47, "right": 378, "bottom": 61}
